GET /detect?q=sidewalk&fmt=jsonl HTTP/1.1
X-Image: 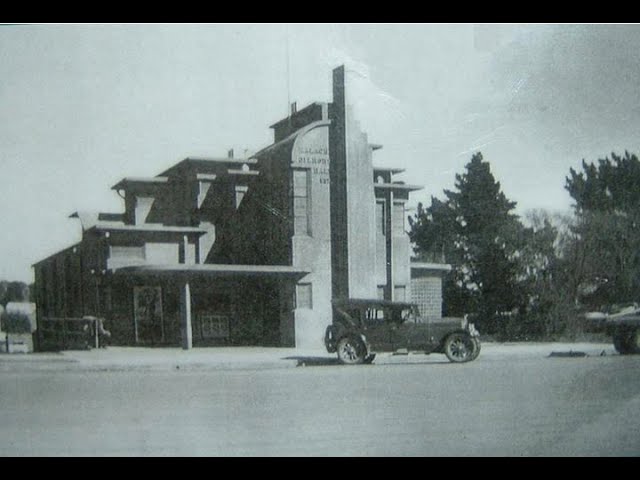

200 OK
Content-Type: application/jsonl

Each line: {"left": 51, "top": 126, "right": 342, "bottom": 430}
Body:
{"left": 0, "top": 346, "right": 334, "bottom": 372}
{"left": 0, "top": 341, "right": 617, "bottom": 373}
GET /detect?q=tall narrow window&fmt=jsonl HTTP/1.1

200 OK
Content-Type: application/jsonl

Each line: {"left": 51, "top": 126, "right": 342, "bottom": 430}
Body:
{"left": 293, "top": 169, "right": 311, "bottom": 235}
{"left": 376, "top": 201, "right": 386, "bottom": 235}
{"left": 394, "top": 285, "right": 407, "bottom": 302}
{"left": 296, "top": 283, "right": 313, "bottom": 309}
{"left": 235, "top": 186, "right": 248, "bottom": 209}
{"left": 393, "top": 202, "right": 405, "bottom": 236}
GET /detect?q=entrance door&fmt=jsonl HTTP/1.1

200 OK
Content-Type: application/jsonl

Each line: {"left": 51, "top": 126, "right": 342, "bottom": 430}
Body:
{"left": 133, "top": 286, "right": 164, "bottom": 345}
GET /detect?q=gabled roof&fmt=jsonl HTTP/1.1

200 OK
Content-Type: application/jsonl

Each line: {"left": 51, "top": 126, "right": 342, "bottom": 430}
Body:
{"left": 111, "top": 177, "right": 169, "bottom": 191}
{"left": 158, "top": 157, "right": 258, "bottom": 178}
{"left": 32, "top": 242, "right": 83, "bottom": 267}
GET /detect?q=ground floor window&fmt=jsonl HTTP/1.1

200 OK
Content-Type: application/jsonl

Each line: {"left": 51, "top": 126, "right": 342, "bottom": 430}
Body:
{"left": 199, "top": 314, "right": 230, "bottom": 341}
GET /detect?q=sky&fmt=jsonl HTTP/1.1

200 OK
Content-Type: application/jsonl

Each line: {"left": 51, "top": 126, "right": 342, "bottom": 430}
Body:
{"left": 1, "top": 23, "right": 640, "bottom": 282}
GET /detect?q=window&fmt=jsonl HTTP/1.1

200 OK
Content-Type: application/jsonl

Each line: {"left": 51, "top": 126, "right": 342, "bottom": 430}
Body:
{"left": 293, "top": 169, "right": 311, "bottom": 235}
{"left": 376, "top": 201, "right": 386, "bottom": 235}
{"left": 235, "top": 186, "right": 248, "bottom": 209}
{"left": 365, "top": 308, "right": 385, "bottom": 323}
{"left": 393, "top": 202, "right": 405, "bottom": 236}
{"left": 200, "top": 314, "right": 230, "bottom": 340}
{"left": 394, "top": 285, "right": 407, "bottom": 302}
{"left": 110, "top": 245, "right": 145, "bottom": 260}
{"left": 296, "top": 283, "right": 313, "bottom": 309}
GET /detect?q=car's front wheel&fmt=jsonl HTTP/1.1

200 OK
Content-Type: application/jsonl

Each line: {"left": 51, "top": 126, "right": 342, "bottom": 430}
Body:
{"left": 468, "top": 337, "right": 481, "bottom": 361}
{"left": 443, "top": 332, "right": 476, "bottom": 363}
{"left": 337, "top": 336, "right": 366, "bottom": 365}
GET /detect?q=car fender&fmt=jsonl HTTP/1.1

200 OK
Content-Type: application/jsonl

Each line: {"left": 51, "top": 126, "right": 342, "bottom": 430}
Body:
{"left": 358, "top": 333, "right": 372, "bottom": 356}
{"left": 324, "top": 325, "right": 338, "bottom": 353}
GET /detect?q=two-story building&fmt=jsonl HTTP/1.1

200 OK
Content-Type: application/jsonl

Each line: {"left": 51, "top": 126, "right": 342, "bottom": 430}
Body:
{"left": 32, "top": 65, "right": 451, "bottom": 350}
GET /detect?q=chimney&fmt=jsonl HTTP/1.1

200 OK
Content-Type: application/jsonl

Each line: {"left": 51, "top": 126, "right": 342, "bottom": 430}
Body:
{"left": 228, "top": 148, "right": 234, "bottom": 159}
{"left": 290, "top": 102, "right": 297, "bottom": 115}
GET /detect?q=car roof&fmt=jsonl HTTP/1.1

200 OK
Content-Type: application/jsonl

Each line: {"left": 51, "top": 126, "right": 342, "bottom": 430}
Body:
{"left": 332, "top": 298, "right": 417, "bottom": 309}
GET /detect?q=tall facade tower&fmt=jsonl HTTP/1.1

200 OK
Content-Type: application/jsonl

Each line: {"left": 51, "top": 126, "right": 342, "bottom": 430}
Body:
{"left": 329, "top": 66, "right": 379, "bottom": 301}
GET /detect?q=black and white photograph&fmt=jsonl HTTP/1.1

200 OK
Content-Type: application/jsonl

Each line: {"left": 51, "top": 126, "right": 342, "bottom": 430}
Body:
{"left": 1, "top": 23, "right": 640, "bottom": 456}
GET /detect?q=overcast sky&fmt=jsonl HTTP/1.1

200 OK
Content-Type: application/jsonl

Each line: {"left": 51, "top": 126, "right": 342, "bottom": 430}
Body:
{"left": 2, "top": 23, "right": 640, "bottom": 282}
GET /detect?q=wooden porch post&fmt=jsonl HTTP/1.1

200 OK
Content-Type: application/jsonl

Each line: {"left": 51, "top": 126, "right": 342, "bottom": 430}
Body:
{"left": 180, "top": 280, "right": 193, "bottom": 350}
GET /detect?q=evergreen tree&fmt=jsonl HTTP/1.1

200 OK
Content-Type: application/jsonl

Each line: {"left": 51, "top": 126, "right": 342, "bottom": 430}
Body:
{"left": 409, "top": 153, "right": 527, "bottom": 330}
{"left": 564, "top": 151, "right": 640, "bottom": 305}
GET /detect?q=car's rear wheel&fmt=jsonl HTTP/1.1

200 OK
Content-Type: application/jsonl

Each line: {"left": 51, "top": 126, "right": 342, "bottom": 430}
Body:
{"left": 337, "top": 336, "right": 366, "bottom": 365}
{"left": 443, "top": 332, "right": 476, "bottom": 363}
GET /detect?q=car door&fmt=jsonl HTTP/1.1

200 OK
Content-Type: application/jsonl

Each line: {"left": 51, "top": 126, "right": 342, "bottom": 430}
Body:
{"left": 394, "top": 307, "right": 430, "bottom": 351}
{"left": 361, "top": 307, "right": 394, "bottom": 352}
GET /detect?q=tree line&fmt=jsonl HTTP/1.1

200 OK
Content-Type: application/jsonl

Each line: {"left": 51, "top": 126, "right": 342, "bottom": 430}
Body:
{"left": 409, "top": 151, "right": 640, "bottom": 340}
{"left": 0, "top": 281, "right": 33, "bottom": 307}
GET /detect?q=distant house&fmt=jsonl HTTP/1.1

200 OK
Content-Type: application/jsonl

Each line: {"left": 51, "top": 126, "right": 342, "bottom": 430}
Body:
{"left": 32, "top": 66, "right": 451, "bottom": 350}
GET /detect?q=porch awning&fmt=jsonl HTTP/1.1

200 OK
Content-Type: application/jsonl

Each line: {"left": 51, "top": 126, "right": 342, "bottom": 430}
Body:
{"left": 112, "top": 263, "right": 310, "bottom": 280}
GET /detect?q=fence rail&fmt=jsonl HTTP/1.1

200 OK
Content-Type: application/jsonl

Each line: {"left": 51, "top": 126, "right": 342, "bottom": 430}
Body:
{"left": 38, "top": 317, "right": 101, "bottom": 351}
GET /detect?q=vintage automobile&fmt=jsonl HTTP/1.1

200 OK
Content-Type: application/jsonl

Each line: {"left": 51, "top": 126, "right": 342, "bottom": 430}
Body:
{"left": 584, "top": 304, "right": 640, "bottom": 354}
{"left": 324, "top": 298, "right": 481, "bottom": 365}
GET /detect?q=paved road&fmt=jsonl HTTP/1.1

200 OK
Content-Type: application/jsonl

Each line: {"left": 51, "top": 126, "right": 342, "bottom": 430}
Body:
{"left": 1, "top": 350, "right": 639, "bottom": 456}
